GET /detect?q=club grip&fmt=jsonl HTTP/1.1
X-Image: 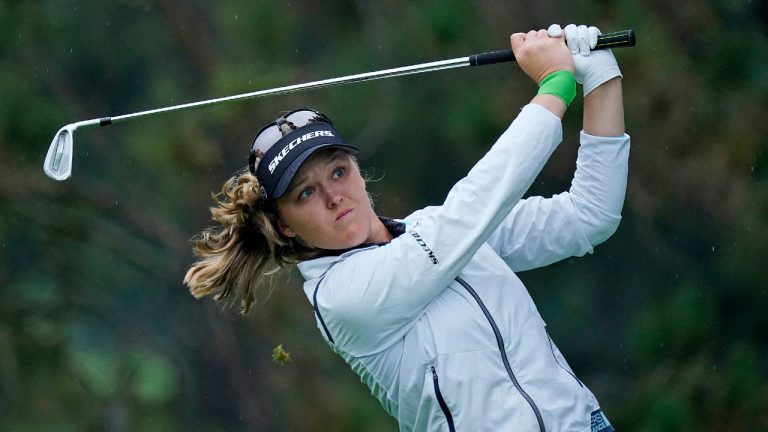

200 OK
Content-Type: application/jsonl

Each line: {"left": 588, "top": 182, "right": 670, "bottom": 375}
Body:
{"left": 469, "top": 28, "right": 636, "bottom": 67}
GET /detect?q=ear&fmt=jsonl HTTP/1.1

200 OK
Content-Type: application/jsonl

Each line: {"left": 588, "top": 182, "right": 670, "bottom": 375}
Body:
{"left": 278, "top": 219, "right": 297, "bottom": 238}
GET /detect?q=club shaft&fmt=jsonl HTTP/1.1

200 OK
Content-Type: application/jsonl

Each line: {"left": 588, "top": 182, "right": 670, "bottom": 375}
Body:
{"left": 102, "top": 57, "right": 470, "bottom": 126}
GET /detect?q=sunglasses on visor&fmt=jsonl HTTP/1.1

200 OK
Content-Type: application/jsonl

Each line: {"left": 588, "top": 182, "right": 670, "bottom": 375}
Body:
{"left": 248, "top": 109, "right": 333, "bottom": 175}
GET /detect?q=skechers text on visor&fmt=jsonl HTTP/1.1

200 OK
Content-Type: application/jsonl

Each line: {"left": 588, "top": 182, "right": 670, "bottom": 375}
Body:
{"left": 253, "top": 122, "right": 358, "bottom": 199}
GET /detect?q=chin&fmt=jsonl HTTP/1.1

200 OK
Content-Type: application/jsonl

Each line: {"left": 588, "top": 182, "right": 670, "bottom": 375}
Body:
{"left": 342, "top": 228, "right": 369, "bottom": 249}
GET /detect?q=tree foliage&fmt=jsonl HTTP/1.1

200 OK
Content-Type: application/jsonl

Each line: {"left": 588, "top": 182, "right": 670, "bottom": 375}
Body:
{"left": 1, "top": 1, "right": 767, "bottom": 430}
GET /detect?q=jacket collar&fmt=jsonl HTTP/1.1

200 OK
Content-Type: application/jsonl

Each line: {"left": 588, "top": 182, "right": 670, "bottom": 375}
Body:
{"left": 297, "top": 217, "right": 405, "bottom": 280}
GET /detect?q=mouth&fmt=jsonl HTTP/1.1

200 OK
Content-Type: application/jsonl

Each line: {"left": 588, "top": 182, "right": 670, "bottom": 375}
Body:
{"left": 336, "top": 208, "right": 354, "bottom": 222}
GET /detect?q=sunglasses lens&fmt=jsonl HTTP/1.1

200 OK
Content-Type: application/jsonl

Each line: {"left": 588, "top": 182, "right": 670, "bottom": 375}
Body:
{"left": 251, "top": 109, "right": 326, "bottom": 154}
{"left": 283, "top": 109, "right": 322, "bottom": 127}
{"left": 252, "top": 125, "right": 283, "bottom": 154}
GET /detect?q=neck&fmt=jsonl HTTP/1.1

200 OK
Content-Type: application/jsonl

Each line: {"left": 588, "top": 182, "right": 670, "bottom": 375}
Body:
{"left": 314, "top": 216, "right": 404, "bottom": 258}
{"left": 368, "top": 215, "right": 394, "bottom": 244}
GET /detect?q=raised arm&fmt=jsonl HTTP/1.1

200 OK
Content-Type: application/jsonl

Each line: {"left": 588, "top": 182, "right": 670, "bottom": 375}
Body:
{"left": 488, "top": 25, "right": 630, "bottom": 271}
{"left": 575, "top": 25, "right": 625, "bottom": 137}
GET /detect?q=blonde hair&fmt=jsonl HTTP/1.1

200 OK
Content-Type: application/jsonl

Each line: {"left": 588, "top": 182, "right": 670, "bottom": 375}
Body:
{"left": 183, "top": 169, "right": 320, "bottom": 314}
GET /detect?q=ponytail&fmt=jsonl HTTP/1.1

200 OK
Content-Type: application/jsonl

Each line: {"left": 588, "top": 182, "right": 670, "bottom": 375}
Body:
{"left": 183, "top": 171, "right": 318, "bottom": 314}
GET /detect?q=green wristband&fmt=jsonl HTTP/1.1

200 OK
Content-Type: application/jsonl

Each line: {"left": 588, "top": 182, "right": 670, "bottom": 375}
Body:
{"left": 537, "top": 70, "right": 577, "bottom": 107}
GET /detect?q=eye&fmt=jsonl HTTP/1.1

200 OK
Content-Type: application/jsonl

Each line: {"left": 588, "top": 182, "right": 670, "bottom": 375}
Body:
{"left": 298, "top": 186, "right": 315, "bottom": 201}
{"left": 332, "top": 166, "right": 346, "bottom": 179}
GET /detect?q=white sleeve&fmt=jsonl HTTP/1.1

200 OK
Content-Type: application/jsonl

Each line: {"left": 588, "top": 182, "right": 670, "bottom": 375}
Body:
{"left": 313, "top": 104, "right": 564, "bottom": 355}
{"left": 486, "top": 131, "right": 630, "bottom": 272}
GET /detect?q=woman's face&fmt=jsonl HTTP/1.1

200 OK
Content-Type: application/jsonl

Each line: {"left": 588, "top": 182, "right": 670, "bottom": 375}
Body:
{"left": 275, "top": 150, "right": 388, "bottom": 250}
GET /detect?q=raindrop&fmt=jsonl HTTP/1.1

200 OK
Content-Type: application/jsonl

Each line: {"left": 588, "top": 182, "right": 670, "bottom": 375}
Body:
{"left": 711, "top": 245, "right": 715, "bottom": 252}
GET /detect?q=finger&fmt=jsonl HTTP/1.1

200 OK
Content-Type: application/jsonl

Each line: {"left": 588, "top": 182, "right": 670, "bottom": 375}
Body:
{"left": 527, "top": 30, "right": 538, "bottom": 40}
{"left": 588, "top": 26, "right": 600, "bottom": 49}
{"left": 577, "top": 24, "right": 590, "bottom": 55}
{"left": 537, "top": 29, "right": 548, "bottom": 38}
{"left": 547, "top": 24, "right": 562, "bottom": 38}
{"left": 564, "top": 24, "right": 579, "bottom": 54}
{"left": 510, "top": 33, "right": 526, "bottom": 52}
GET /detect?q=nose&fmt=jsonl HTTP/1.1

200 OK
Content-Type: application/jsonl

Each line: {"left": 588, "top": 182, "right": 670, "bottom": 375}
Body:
{"left": 325, "top": 184, "right": 343, "bottom": 208}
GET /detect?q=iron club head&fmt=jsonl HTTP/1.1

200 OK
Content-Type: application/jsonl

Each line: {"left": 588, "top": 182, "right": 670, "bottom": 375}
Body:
{"left": 44, "top": 124, "right": 76, "bottom": 181}
{"left": 43, "top": 118, "right": 102, "bottom": 181}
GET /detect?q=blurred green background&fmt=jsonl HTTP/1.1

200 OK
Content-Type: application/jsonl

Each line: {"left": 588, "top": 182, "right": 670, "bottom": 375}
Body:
{"left": 1, "top": 1, "right": 767, "bottom": 431}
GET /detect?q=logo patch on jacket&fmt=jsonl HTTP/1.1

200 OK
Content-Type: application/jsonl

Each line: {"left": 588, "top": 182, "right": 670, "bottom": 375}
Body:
{"left": 591, "top": 409, "right": 614, "bottom": 432}
{"left": 408, "top": 230, "right": 438, "bottom": 264}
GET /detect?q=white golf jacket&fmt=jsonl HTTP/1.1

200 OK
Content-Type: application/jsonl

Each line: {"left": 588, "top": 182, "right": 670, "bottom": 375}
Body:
{"left": 297, "top": 104, "right": 630, "bottom": 431}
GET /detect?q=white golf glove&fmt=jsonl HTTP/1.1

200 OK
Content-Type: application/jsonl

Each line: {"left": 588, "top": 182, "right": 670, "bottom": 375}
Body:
{"left": 548, "top": 24, "right": 622, "bottom": 96}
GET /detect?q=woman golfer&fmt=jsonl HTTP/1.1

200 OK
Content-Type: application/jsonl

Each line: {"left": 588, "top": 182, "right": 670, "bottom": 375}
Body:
{"left": 186, "top": 24, "right": 628, "bottom": 432}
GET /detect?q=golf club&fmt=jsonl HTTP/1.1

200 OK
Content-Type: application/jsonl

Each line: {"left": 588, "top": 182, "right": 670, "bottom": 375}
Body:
{"left": 43, "top": 29, "right": 635, "bottom": 181}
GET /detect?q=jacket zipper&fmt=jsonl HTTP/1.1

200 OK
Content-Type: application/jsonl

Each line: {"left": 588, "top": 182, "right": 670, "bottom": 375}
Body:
{"left": 430, "top": 366, "right": 456, "bottom": 432}
{"left": 545, "top": 326, "right": 584, "bottom": 388}
{"left": 455, "top": 276, "right": 545, "bottom": 432}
